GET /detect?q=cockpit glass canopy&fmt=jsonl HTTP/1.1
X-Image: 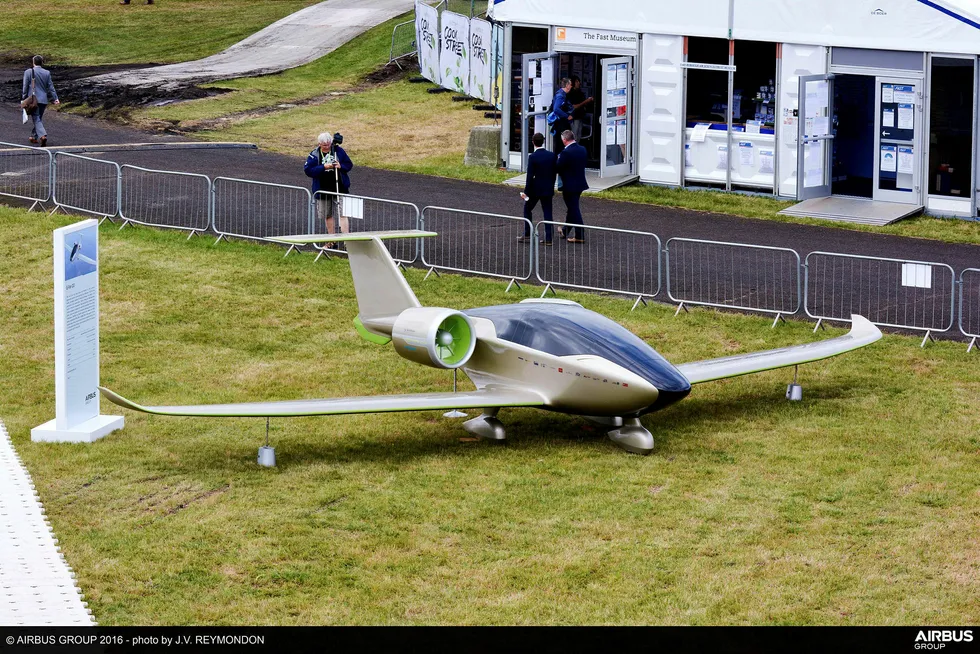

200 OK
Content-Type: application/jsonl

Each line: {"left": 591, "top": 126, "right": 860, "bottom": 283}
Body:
{"left": 466, "top": 304, "right": 691, "bottom": 393}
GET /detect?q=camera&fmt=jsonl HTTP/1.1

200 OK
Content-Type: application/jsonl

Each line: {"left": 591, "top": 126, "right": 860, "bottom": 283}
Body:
{"left": 332, "top": 132, "right": 343, "bottom": 145}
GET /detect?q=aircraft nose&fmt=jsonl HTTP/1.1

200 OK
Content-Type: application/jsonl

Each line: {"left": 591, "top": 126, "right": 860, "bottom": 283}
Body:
{"left": 644, "top": 368, "right": 691, "bottom": 414}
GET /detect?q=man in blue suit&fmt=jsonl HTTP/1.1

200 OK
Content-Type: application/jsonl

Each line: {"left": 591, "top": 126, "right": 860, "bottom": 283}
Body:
{"left": 549, "top": 78, "right": 573, "bottom": 156}
{"left": 556, "top": 130, "right": 589, "bottom": 243}
{"left": 518, "top": 133, "right": 557, "bottom": 245}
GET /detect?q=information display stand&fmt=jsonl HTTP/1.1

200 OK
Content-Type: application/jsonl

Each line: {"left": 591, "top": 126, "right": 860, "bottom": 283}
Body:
{"left": 32, "top": 219, "right": 123, "bottom": 443}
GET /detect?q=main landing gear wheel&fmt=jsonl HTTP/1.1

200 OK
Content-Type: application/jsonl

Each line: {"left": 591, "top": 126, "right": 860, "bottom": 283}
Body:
{"left": 462, "top": 408, "right": 506, "bottom": 443}
{"left": 607, "top": 418, "right": 654, "bottom": 455}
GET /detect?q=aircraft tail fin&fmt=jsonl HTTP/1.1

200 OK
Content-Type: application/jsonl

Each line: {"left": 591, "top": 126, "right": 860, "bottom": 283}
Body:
{"left": 274, "top": 230, "right": 436, "bottom": 338}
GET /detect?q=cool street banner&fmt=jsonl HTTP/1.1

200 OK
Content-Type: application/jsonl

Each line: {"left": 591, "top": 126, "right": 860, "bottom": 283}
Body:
{"left": 439, "top": 10, "right": 470, "bottom": 95}
{"left": 415, "top": 1, "right": 440, "bottom": 84}
{"left": 468, "top": 18, "right": 492, "bottom": 103}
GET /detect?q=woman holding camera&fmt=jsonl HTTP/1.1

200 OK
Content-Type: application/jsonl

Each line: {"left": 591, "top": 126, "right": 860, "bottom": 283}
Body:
{"left": 304, "top": 131, "right": 353, "bottom": 246}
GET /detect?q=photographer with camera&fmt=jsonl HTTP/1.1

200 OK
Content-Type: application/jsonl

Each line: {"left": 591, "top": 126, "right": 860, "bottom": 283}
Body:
{"left": 304, "top": 131, "right": 353, "bottom": 247}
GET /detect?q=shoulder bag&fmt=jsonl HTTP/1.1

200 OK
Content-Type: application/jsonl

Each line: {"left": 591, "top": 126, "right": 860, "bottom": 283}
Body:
{"left": 20, "top": 68, "right": 38, "bottom": 114}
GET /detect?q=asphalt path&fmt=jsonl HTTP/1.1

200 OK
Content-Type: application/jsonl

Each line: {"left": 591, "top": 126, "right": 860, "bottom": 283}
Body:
{"left": 3, "top": 105, "right": 980, "bottom": 337}
{"left": 86, "top": 0, "right": 415, "bottom": 90}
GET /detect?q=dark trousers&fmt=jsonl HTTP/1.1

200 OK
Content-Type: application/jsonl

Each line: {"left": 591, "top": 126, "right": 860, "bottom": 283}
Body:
{"left": 523, "top": 195, "right": 553, "bottom": 241}
{"left": 562, "top": 190, "right": 584, "bottom": 240}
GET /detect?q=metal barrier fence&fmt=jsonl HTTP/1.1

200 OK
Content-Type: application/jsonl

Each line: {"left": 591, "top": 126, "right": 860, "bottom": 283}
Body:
{"left": 52, "top": 152, "right": 120, "bottom": 219}
{"left": 804, "top": 251, "right": 956, "bottom": 346}
{"left": 389, "top": 19, "right": 417, "bottom": 67}
{"left": 420, "top": 206, "right": 532, "bottom": 290}
{"left": 666, "top": 238, "right": 802, "bottom": 325}
{"left": 211, "top": 177, "right": 312, "bottom": 251}
{"left": 535, "top": 221, "right": 661, "bottom": 310}
{"left": 312, "top": 191, "right": 420, "bottom": 264}
{"left": 958, "top": 268, "right": 980, "bottom": 351}
{"left": 0, "top": 142, "right": 52, "bottom": 209}
{"left": 120, "top": 165, "right": 211, "bottom": 237}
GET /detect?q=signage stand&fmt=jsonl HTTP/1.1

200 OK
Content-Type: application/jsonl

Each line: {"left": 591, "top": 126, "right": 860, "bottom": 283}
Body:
{"left": 32, "top": 219, "right": 123, "bottom": 443}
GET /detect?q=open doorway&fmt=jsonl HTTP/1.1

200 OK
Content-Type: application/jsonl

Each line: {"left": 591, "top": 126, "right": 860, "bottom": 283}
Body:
{"left": 832, "top": 74, "right": 875, "bottom": 198}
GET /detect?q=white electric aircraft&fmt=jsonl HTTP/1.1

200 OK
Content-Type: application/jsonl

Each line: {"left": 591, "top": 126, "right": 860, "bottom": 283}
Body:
{"left": 100, "top": 231, "right": 881, "bottom": 454}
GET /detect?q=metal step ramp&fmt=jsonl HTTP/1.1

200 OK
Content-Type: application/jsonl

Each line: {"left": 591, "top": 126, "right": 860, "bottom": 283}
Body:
{"left": 504, "top": 170, "right": 638, "bottom": 194}
{"left": 779, "top": 196, "right": 922, "bottom": 226}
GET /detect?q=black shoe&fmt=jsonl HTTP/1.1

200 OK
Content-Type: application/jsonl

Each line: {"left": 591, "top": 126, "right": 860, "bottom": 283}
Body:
{"left": 516, "top": 235, "right": 530, "bottom": 243}
{"left": 540, "top": 239, "right": 553, "bottom": 246}
{"left": 567, "top": 237, "right": 585, "bottom": 244}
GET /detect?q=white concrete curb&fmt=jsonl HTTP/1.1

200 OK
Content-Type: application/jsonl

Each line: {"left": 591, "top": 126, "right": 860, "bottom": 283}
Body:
{"left": 0, "top": 420, "right": 96, "bottom": 626}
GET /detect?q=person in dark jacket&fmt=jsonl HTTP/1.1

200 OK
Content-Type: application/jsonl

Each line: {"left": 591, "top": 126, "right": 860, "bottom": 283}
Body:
{"left": 517, "top": 132, "right": 558, "bottom": 245}
{"left": 21, "top": 55, "right": 59, "bottom": 146}
{"left": 555, "top": 130, "right": 589, "bottom": 243}
{"left": 304, "top": 131, "right": 353, "bottom": 245}
{"left": 549, "top": 78, "right": 573, "bottom": 156}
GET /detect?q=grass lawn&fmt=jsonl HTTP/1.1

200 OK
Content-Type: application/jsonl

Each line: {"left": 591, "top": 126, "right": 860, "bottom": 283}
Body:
{"left": 0, "top": 0, "right": 319, "bottom": 66}
{"left": 1, "top": 204, "right": 977, "bottom": 625}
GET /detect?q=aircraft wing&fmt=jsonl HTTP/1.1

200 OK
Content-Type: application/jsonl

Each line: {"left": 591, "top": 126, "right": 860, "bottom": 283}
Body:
{"left": 675, "top": 315, "right": 881, "bottom": 385}
{"left": 99, "top": 386, "right": 544, "bottom": 417}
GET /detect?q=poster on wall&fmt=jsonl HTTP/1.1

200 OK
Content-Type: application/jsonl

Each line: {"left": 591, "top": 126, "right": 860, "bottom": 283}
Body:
{"left": 469, "top": 18, "right": 492, "bottom": 103}
{"left": 440, "top": 11, "right": 470, "bottom": 95}
{"left": 415, "top": 1, "right": 440, "bottom": 84}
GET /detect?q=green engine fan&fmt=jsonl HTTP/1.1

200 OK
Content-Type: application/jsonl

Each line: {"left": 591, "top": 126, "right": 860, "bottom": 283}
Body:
{"left": 391, "top": 308, "right": 477, "bottom": 369}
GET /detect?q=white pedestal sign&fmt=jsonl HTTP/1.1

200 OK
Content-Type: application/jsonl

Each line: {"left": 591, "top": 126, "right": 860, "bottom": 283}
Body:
{"left": 32, "top": 219, "right": 123, "bottom": 443}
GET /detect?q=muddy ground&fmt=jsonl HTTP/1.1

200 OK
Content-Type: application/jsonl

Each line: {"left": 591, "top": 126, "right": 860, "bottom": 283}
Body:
{"left": 1, "top": 54, "right": 417, "bottom": 130}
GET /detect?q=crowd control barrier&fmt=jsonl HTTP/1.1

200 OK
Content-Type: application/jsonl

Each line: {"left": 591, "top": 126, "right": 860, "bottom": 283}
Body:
{"left": 420, "top": 206, "right": 532, "bottom": 291}
{"left": 0, "top": 142, "right": 53, "bottom": 210}
{"left": 312, "top": 191, "right": 421, "bottom": 264}
{"left": 52, "top": 152, "right": 121, "bottom": 220}
{"left": 535, "top": 222, "right": 661, "bottom": 310}
{"left": 120, "top": 165, "right": 211, "bottom": 237}
{"left": 211, "top": 177, "right": 313, "bottom": 253}
{"left": 957, "top": 268, "right": 980, "bottom": 352}
{"left": 804, "top": 251, "right": 956, "bottom": 346}
{"left": 666, "top": 238, "right": 801, "bottom": 326}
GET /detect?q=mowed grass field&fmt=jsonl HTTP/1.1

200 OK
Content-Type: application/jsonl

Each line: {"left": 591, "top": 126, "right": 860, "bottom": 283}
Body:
{"left": 1, "top": 205, "right": 978, "bottom": 625}
{"left": 0, "top": 0, "right": 319, "bottom": 66}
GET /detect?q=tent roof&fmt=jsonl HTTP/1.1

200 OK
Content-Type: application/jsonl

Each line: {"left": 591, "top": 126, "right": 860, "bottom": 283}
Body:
{"left": 489, "top": 0, "right": 980, "bottom": 54}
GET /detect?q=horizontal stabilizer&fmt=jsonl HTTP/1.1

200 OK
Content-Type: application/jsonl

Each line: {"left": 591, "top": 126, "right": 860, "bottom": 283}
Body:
{"left": 676, "top": 315, "right": 882, "bottom": 384}
{"left": 272, "top": 230, "right": 437, "bottom": 245}
{"left": 99, "top": 385, "right": 544, "bottom": 417}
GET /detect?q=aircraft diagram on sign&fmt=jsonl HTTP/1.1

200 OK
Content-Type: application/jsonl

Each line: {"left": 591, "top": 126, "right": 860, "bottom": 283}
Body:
{"left": 100, "top": 231, "right": 882, "bottom": 455}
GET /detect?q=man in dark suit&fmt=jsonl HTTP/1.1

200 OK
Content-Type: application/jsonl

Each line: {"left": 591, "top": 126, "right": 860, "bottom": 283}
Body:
{"left": 518, "top": 132, "right": 557, "bottom": 245}
{"left": 556, "top": 130, "right": 589, "bottom": 243}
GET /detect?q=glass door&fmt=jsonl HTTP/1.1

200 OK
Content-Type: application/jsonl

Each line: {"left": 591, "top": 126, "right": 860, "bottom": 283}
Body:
{"left": 521, "top": 52, "right": 557, "bottom": 171}
{"left": 874, "top": 78, "right": 921, "bottom": 204}
{"left": 599, "top": 56, "right": 633, "bottom": 178}
{"left": 796, "top": 74, "right": 835, "bottom": 200}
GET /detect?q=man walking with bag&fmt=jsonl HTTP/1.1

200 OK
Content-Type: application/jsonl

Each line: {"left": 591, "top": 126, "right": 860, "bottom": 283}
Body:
{"left": 21, "top": 55, "right": 59, "bottom": 146}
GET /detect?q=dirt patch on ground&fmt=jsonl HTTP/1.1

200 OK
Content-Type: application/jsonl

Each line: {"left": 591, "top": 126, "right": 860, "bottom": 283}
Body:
{"left": 3, "top": 55, "right": 416, "bottom": 132}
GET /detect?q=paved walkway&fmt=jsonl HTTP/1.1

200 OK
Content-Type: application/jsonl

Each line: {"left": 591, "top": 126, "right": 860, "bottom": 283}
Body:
{"left": 86, "top": 0, "right": 414, "bottom": 90}
{"left": 0, "top": 421, "right": 94, "bottom": 626}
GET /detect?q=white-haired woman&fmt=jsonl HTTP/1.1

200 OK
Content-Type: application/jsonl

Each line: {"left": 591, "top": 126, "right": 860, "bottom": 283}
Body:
{"left": 304, "top": 131, "right": 353, "bottom": 248}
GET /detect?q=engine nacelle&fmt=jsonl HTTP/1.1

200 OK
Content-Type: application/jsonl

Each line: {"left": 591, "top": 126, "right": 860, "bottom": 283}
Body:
{"left": 391, "top": 307, "right": 476, "bottom": 369}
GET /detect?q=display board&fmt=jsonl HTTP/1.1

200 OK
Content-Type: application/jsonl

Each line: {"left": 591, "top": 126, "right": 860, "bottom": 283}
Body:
{"left": 440, "top": 11, "right": 470, "bottom": 95}
{"left": 415, "top": 1, "right": 440, "bottom": 84}
{"left": 469, "top": 18, "right": 493, "bottom": 103}
{"left": 32, "top": 219, "right": 124, "bottom": 443}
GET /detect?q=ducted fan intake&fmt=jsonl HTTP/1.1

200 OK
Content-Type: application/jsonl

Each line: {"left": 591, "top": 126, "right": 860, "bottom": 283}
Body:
{"left": 391, "top": 308, "right": 477, "bottom": 369}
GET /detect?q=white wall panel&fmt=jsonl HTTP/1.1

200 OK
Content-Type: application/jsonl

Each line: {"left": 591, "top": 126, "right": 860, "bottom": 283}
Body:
{"left": 637, "top": 34, "right": 684, "bottom": 186}
{"left": 778, "top": 44, "right": 828, "bottom": 198}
